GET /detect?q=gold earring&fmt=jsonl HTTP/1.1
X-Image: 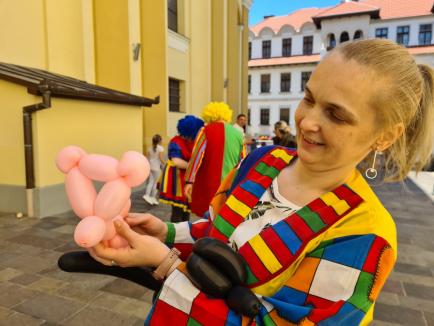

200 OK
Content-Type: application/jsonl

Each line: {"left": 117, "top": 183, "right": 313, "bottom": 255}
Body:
{"left": 365, "top": 149, "right": 382, "bottom": 179}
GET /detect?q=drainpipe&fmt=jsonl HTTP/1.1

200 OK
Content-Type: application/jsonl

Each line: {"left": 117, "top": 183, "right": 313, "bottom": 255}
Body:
{"left": 22, "top": 81, "right": 51, "bottom": 217}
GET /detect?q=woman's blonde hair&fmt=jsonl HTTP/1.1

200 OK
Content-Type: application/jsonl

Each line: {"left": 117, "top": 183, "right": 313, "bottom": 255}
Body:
{"left": 201, "top": 102, "right": 233, "bottom": 123}
{"left": 335, "top": 39, "right": 434, "bottom": 182}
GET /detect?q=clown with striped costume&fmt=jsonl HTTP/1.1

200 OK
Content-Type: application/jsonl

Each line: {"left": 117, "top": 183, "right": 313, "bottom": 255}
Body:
{"left": 159, "top": 115, "right": 204, "bottom": 222}
{"left": 185, "top": 102, "right": 245, "bottom": 217}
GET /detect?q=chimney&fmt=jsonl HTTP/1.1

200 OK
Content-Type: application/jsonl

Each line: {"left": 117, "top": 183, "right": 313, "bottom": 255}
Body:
{"left": 263, "top": 15, "right": 275, "bottom": 20}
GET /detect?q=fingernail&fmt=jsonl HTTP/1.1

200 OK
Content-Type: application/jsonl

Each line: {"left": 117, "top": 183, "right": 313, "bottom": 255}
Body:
{"left": 114, "top": 221, "right": 122, "bottom": 228}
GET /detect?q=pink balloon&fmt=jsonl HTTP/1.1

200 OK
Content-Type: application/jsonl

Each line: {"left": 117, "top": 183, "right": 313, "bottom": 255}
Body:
{"left": 119, "top": 200, "right": 131, "bottom": 217}
{"left": 79, "top": 154, "right": 119, "bottom": 182}
{"left": 74, "top": 216, "right": 106, "bottom": 248}
{"left": 103, "top": 219, "right": 116, "bottom": 241}
{"left": 118, "top": 151, "right": 150, "bottom": 187}
{"left": 65, "top": 167, "right": 96, "bottom": 218}
{"left": 109, "top": 234, "right": 129, "bottom": 248}
{"left": 94, "top": 179, "right": 131, "bottom": 219}
{"left": 56, "top": 146, "right": 86, "bottom": 173}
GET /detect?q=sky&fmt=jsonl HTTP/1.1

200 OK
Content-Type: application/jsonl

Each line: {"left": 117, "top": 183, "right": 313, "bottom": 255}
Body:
{"left": 249, "top": 0, "right": 342, "bottom": 26}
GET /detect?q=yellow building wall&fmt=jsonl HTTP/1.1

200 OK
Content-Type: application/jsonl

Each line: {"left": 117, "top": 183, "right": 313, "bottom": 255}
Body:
{"left": 93, "top": 0, "right": 131, "bottom": 93}
{"left": 44, "top": 0, "right": 86, "bottom": 79}
{"left": 240, "top": 5, "right": 249, "bottom": 115}
{"left": 0, "top": 81, "right": 34, "bottom": 186}
{"left": 33, "top": 98, "right": 143, "bottom": 187}
{"left": 189, "top": 0, "right": 212, "bottom": 116}
{"left": 211, "top": 0, "right": 225, "bottom": 102}
{"left": 227, "top": 0, "right": 241, "bottom": 114}
{"left": 140, "top": 0, "right": 168, "bottom": 152}
{"left": 0, "top": 0, "right": 47, "bottom": 69}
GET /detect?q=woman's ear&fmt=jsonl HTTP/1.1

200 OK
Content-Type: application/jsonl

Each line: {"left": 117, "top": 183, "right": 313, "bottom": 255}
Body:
{"left": 376, "top": 122, "right": 405, "bottom": 151}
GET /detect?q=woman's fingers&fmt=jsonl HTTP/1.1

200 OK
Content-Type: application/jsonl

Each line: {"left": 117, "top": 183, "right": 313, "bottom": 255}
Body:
{"left": 114, "top": 220, "right": 139, "bottom": 246}
{"left": 125, "top": 213, "right": 152, "bottom": 226}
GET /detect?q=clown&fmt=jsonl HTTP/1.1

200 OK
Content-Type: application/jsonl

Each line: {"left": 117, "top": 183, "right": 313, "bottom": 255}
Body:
{"left": 184, "top": 102, "right": 245, "bottom": 217}
{"left": 158, "top": 115, "right": 204, "bottom": 222}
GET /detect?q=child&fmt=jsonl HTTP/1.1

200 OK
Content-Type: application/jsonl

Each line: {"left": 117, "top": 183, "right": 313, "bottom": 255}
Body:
{"left": 143, "top": 134, "right": 164, "bottom": 205}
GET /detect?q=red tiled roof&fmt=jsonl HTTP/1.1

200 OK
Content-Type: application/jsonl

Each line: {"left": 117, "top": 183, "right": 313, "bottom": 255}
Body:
{"left": 250, "top": 8, "right": 326, "bottom": 36}
{"left": 250, "top": 0, "right": 434, "bottom": 35}
{"left": 407, "top": 45, "right": 434, "bottom": 55}
{"left": 362, "top": 0, "right": 434, "bottom": 20}
{"left": 314, "top": 1, "right": 379, "bottom": 18}
{"left": 248, "top": 54, "right": 321, "bottom": 68}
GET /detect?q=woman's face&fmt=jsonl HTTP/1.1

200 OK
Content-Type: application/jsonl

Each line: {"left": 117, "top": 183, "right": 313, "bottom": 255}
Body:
{"left": 295, "top": 52, "right": 382, "bottom": 172}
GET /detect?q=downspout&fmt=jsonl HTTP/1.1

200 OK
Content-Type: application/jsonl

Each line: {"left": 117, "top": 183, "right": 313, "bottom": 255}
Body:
{"left": 22, "top": 81, "right": 51, "bottom": 217}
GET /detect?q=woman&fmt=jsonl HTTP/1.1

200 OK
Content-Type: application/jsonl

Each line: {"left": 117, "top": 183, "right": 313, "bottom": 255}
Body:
{"left": 91, "top": 39, "right": 433, "bottom": 325}
{"left": 158, "top": 115, "right": 204, "bottom": 222}
{"left": 143, "top": 134, "right": 165, "bottom": 205}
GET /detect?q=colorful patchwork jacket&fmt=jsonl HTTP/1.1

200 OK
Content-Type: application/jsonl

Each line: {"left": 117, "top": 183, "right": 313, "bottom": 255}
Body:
{"left": 146, "top": 146, "right": 397, "bottom": 326}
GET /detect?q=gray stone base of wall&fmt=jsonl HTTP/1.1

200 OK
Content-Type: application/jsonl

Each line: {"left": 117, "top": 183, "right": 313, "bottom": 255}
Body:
{"left": 0, "top": 183, "right": 147, "bottom": 218}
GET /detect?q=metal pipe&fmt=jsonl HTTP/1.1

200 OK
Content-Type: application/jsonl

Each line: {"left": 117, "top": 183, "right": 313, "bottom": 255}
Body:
{"left": 22, "top": 81, "right": 51, "bottom": 217}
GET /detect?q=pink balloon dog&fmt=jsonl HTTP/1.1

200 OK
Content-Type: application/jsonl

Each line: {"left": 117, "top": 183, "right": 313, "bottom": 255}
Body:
{"left": 56, "top": 146, "right": 150, "bottom": 248}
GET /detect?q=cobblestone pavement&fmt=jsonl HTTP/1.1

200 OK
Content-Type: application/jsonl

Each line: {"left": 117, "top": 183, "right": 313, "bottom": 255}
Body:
{"left": 0, "top": 180, "right": 433, "bottom": 325}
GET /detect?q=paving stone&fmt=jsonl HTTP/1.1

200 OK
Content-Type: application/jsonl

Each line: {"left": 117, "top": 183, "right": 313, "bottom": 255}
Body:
{"left": 382, "top": 279, "right": 405, "bottom": 296}
{"left": 4, "top": 254, "right": 57, "bottom": 274}
{"left": 394, "top": 262, "right": 433, "bottom": 277}
{"left": 374, "top": 303, "right": 427, "bottom": 325}
{"left": 10, "top": 273, "right": 42, "bottom": 286}
{"left": 404, "top": 282, "right": 434, "bottom": 301}
{"left": 398, "top": 296, "right": 434, "bottom": 315}
{"left": 51, "top": 224, "right": 75, "bottom": 235}
{"left": 13, "top": 293, "right": 84, "bottom": 324}
{"left": 55, "top": 284, "right": 102, "bottom": 303}
{"left": 423, "top": 311, "right": 434, "bottom": 326}
{"left": 0, "top": 310, "right": 45, "bottom": 326}
{"left": 62, "top": 306, "right": 142, "bottom": 326}
{"left": 0, "top": 282, "right": 39, "bottom": 308}
{"left": 112, "top": 296, "right": 152, "bottom": 319}
{"left": 0, "top": 267, "right": 23, "bottom": 282}
{"left": 7, "top": 233, "right": 66, "bottom": 250}
{"left": 100, "top": 278, "right": 148, "bottom": 299}
{"left": 27, "top": 276, "right": 69, "bottom": 294}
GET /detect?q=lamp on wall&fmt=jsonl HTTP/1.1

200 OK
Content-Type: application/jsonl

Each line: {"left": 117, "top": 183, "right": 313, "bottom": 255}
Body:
{"left": 132, "top": 43, "right": 141, "bottom": 61}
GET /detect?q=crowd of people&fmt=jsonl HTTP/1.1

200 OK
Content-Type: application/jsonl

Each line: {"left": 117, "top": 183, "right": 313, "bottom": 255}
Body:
{"left": 87, "top": 39, "right": 433, "bottom": 325}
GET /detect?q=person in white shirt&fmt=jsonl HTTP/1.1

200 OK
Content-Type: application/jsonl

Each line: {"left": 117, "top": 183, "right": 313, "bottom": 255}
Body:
{"left": 233, "top": 113, "right": 246, "bottom": 135}
{"left": 143, "top": 134, "right": 164, "bottom": 205}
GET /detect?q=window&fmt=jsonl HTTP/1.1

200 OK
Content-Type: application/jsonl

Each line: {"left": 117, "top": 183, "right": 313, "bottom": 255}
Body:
{"left": 303, "top": 36, "right": 313, "bottom": 55}
{"left": 248, "top": 42, "right": 252, "bottom": 60}
{"left": 280, "top": 108, "right": 290, "bottom": 124}
{"left": 247, "top": 109, "right": 251, "bottom": 126}
{"left": 248, "top": 75, "right": 251, "bottom": 94}
{"left": 327, "top": 34, "right": 336, "bottom": 51}
{"left": 282, "top": 38, "right": 292, "bottom": 57}
{"left": 262, "top": 40, "right": 271, "bottom": 58}
{"left": 280, "top": 73, "right": 291, "bottom": 92}
{"left": 301, "top": 72, "right": 311, "bottom": 91}
{"left": 260, "top": 108, "right": 270, "bottom": 125}
{"left": 419, "top": 24, "right": 432, "bottom": 45}
{"left": 260, "top": 74, "right": 270, "bottom": 93}
{"left": 375, "top": 28, "right": 388, "bottom": 39}
{"left": 340, "top": 32, "right": 350, "bottom": 43}
{"left": 168, "top": 0, "right": 178, "bottom": 32}
{"left": 397, "top": 26, "right": 410, "bottom": 46}
{"left": 169, "top": 78, "right": 180, "bottom": 112}
{"left": 354, "top": 30, "right": 363, "bottom": 40}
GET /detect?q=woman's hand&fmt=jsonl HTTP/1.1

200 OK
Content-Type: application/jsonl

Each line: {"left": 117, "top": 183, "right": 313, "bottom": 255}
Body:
{"left": 89, "top": 219, "right": 170, "bottom": 268}
{"left": 184, "top": 183, "right": 193, "bottom": 202}
{"left": 125, "top": 213, "right": 168, "bottom": 242}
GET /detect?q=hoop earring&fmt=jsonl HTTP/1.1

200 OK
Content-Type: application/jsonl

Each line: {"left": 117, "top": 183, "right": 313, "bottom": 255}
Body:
{"left": 365, "top": 150, "right": 382, "bottom": 179}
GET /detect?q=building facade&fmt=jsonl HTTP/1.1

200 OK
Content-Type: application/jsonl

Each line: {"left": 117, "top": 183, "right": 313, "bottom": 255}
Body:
{"left": 0, "top": 0, "right": 252, "bottom": 217}
{"left": 0, "top": 0, "right": 252, "bottom": 151}
{"left": 248, "top": 0, "right": 434, "bottom": 137}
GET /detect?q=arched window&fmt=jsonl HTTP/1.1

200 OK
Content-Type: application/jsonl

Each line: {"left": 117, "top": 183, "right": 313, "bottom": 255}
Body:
{"left": 340, "top": 31, "right": 350, "bottom": 43}
{"left": 354, "top": 30, "right": 363, "bottom": 40}
{"left": 327, "top": 33, "right": 336, "bottom": 50}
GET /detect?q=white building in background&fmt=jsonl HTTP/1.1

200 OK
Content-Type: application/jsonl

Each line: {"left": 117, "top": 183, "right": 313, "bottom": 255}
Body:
{"left": 247, "top": 0, "right": 434, "bottom": 137}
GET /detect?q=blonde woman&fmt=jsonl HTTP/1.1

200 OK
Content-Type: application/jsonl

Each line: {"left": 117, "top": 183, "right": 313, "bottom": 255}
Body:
{"left": 92, "top": 39, "right": 433, "bottom": 325}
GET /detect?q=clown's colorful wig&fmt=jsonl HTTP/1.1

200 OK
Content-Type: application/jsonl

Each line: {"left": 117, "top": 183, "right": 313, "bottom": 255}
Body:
{"left": 201, "top": 102, "right": 233, "bottom": 123}
{"left": 177, "top": 115, "right": 204, "bottom": 140}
